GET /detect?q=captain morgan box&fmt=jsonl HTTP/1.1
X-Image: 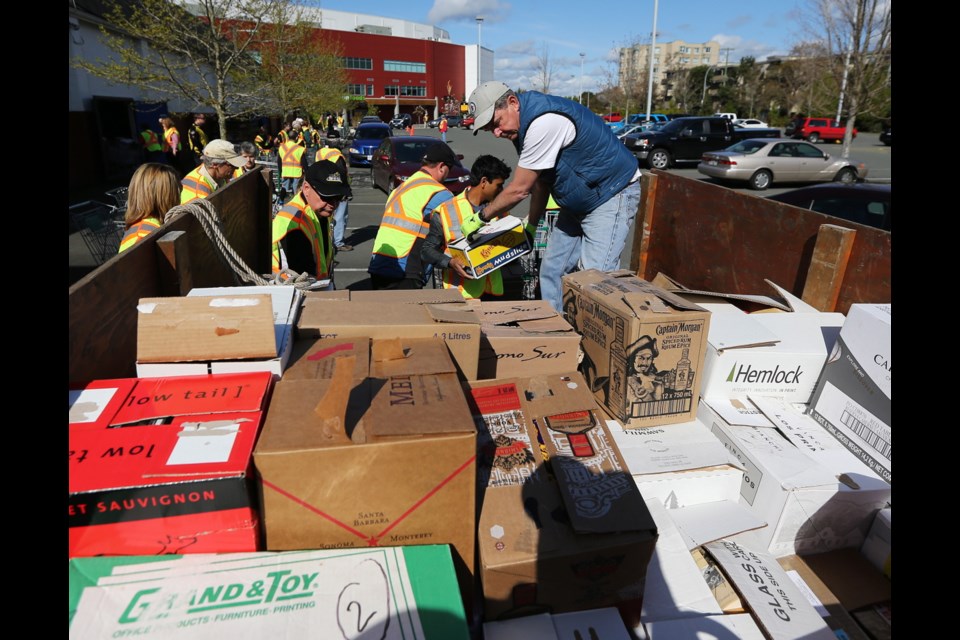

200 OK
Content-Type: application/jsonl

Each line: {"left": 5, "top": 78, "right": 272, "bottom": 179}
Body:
{"left": 561, "top": 270, "right": 711, "bottom": 428}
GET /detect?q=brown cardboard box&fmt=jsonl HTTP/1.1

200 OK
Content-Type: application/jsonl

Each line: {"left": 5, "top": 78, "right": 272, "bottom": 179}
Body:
{"left": 777, "top": 554, "right": 873, "bottom": 640}
{"left": 350, "top": 288, "right": 468, "bottom": 304}
{"left": 467, "top": 372, "right": 658, "bottom": 625}
{"left": 253, "top": 337, "right": 478, "bottom": 610}
{"left": 561, "top": 270, "right": 711, "bottom": 428}
{"left": 137, "top": 294, "right": 277, "bottom": 363}
{"left": 284, "top": 337, "right": 371, "bottom": 380}
{"left": 301, "top": 289, "right": 351, "bottom": 302}
{"left": 297, "top": 300, "right": 481, "bottom": 380}
{"left": 477, "top": 300, "right": 581, "bottom": 379}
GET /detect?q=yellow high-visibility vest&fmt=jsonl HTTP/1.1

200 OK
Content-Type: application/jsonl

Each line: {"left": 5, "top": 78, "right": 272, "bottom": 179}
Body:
{"left": 279, "top": 141, "right": 305, "bottom": 178}
{"left": 370, "top": 172, "right": 447, "bottom": 277}
{"left": 180, "top": 166, "right": 217, "bottom": 204}
{"left": 271, "top": 193, "right": 332, "bottom": 280}
{"left": 436, "top": 192, "right": 504, "bottom": 298}
{"left": 118, "top": 217, "right": 162, "bottom": 253}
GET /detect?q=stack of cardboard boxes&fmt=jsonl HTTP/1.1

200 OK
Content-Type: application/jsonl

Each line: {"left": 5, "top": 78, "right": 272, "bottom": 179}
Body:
{"left": 69, "top": 276, "right": 891, "bottom": 639}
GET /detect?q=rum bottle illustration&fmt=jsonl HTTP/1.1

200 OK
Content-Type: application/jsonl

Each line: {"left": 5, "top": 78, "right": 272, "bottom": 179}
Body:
{"left": 674, "top": 348, "right": 691, "bottom": 390}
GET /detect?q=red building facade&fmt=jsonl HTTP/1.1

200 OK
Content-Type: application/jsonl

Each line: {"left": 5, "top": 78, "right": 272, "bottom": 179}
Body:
{"left": 322, "top": 31, "right": 466, "bottom": 123}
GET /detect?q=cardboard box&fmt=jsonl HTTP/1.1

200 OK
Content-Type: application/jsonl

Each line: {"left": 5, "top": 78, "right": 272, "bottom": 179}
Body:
{"left": 350, "top": 288, "right": 468, "bottom": 304}
{"left": 860, "top": 506, "right": 891, "bottom": 579}
{"left": 447, "top": 214, "right": 531, "bottom": 279}
{"left": 68, "top": 372, "right": 273, "bottom": 557}
{"left": 467, "top": 373, "right": 658, "bottom": 625}
{"left": 645, "top": 613, "right": 766, "bottom": 639}
{"left": 297, "top": 300, "right": 481, "bottom": 380}
{"left": 283, "top": 337, "right": 371, "bottom": 380}
{"left": 699, "top": 397, "right": 891, "bottom": 557}
{"left": 252, "top": 338, "right": 478, "bottom": 609}
{"left": 136, "top": 287, "right": 303, "bottom": 379}
{"left": 605, "top": 416, "right": 744, "bottom": 509}
{"left": 477, "top": 300, "right": 581, "bottom": 379}
{"left": 777, "top": 554, "right": 874, "bottom": 640}
{"left": 69, "top": 545, "right": 471, "bottom": 638}
{"left": 807, "top": 304, "right": 892, "bottom": 483}
{"left": 561, "top": 270, "right": 711, "bottom": 428}
{"left": 484, "top": 607, "right": 633, "bottom": 640}
{"left": 703, "top": 539, "right": 836, "bottom": 640}
{"left": 699, "top": 311, "right": 844, "bottom": 403}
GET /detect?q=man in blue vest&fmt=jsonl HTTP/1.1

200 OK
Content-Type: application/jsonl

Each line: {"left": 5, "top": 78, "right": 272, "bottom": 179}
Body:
{"left": 467, "top": 81, "right": 642, "bottom": 314}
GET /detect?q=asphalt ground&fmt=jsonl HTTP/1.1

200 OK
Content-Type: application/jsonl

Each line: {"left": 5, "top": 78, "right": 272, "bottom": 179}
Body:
{"left": 69, "top": 126, "right": 890, "bottom": 290}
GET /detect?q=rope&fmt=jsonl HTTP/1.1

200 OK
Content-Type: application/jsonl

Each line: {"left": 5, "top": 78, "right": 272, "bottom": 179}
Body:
{"left": 162, "top": 199, "right": 327, "bottom": 290}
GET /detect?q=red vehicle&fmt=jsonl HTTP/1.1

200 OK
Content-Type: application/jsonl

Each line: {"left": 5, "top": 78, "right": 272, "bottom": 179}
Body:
{"left": 785, "top": 117, "right": 857, "bottom": 143}
{"left": 601, "top": 112, "right": 623, "bottom": 123}
{"left": 460, "top": 115, "right": 475, "bottom": 129}
{"left": 371, "top": 136, "right": 471, "bottom": 195}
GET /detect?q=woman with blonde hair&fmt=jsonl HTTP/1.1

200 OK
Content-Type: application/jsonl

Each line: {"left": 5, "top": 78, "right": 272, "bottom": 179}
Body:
{"left": 159, "top": 115, "right": 187, "bottom": 175}
{"left": 118, "top": 163, "right": 182, "bottom": 253}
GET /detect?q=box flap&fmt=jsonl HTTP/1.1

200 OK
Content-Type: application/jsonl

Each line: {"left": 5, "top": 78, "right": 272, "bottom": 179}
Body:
{"left": 366, "top": 373, "right": 477, "bottom": 439}
{"left": 478, "top": 300, "right": 560, "bottom": 325}
{"left": 349, "top": 289, "right": 467, "bottom": 304}
{"left": 137, "top": 295, "right": 277, "bottom": 363}
{"left": 370, "top": 337, "right": 458, "bottom": 377}
{"left": 69, "top": 379, "right": 140, "bottom": 429}
{"left": 704, "top": 540, "right": 836, "bottom": 640}
{"left": 703, "top": 397, "right": 776, "bottom": 429}
{"left": 284, "top": 337, "right": 370, "bottom": 380}
{"left": 667, "top": 500, "right": 767, "bottom": 549}
{"left": 605, "top": 417, "right": 739, "bottom": 475}
{"left": 424, "top": 303, "right": 481, "bottom": 325}
{"left": 651, "top": 273, "right": 794, "bottom": 312}
{"left": 256, "top": 378, "right": 369, "bottom": 451}
{"left": 725, "top": 423, "right": 841, "bottom": 490}
{"left": 708, "top": 313, "right": 781, "bottom": 352}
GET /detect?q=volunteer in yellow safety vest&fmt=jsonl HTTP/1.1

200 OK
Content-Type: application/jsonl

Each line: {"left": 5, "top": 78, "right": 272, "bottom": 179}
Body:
{"left": 420, "top": 155, "right": 513, "bottom": 299}
{"left": 232, "top": 141, "right": 258, "bottom": 179}
{"left": 367, "top": 142, "right": 457, "bottom": 289}
{"left": 316, "top": 144, "right": 352, "bottom": 251}
{"left": 186, "top": 113, "right": 210, "bottom": 167}
{"left": 118, "top": 163, "right": 182, "bottom": 253}
{"left": 254, "top": 125, "right": 273, "bottom": 156}
{"left": 159, "top": 116, "right": 189, "bottom": 175}
{"left": 271, "top": 160, "right": 352, "bottom": 289}
{"left": 180, "top": 139, "right": 246, "bottom": 204}
{"left": 139, "top": 124, "right": 165, "bottom": 163}
{"left": 277, "top": 135, "right": 307, "bottom": 201}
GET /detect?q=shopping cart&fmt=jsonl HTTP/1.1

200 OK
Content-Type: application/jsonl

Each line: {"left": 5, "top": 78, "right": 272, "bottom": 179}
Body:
{"left": 105, "top": 186, "right": 129, "bottom": 211}
{"left": 69, "top": 201, "right": 126, "bottom": 265}
{"left": 519, "top": 209, "right": 559, "bottom": 300}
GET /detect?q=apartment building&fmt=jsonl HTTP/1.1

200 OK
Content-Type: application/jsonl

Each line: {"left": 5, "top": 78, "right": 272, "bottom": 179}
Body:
{"left": 619, "top": 40, "right": 721, "bottom": 97}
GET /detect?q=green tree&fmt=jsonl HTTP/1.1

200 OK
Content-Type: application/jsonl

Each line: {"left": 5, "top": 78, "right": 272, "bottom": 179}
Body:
{"left": 800, "top": 0, "right": 892, "bottom": 157}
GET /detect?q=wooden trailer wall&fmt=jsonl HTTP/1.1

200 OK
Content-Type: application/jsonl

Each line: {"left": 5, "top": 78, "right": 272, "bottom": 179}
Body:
{"left": 68, "top": 168, "right": 274, "bottom": 384}
{"left": 629, "top": 170, "right": 891, "bottom": 314}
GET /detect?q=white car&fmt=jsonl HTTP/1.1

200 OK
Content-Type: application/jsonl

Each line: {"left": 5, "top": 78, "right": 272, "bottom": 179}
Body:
{"left": 733, "top": 118, "right": 769, "bottom": 129}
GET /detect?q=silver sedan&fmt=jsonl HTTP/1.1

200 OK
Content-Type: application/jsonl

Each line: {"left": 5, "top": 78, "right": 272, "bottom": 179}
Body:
{"left": 697, "top": 138, "right": 869, "bottom": 191}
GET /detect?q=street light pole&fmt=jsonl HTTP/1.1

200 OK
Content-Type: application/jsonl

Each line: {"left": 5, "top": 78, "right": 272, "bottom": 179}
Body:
{"left": 701, "top": 65, "right": 716, "bottom": 110}
{"left": 579, "top": 52, "right": 585, "bottom": 104}
{"left": 644, "top": 0, "right": 659, "bottom": 122}
{"left": 476, "top": 16, "right": 484, "bottom": 93}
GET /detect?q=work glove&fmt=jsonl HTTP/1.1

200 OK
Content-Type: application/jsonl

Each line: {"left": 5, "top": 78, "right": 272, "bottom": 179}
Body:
{"left": 459, "top": 212, "right": 484, "bottom": 240}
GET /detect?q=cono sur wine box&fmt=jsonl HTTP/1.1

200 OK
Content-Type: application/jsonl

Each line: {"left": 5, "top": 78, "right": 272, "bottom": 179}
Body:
{"left": 68, "top": 372, "right": 273, "bottom": 558}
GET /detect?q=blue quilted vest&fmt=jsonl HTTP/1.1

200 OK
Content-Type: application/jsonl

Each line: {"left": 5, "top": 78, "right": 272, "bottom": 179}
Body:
{"left": 515, "top": 92, "right": 638, "bottom": 213}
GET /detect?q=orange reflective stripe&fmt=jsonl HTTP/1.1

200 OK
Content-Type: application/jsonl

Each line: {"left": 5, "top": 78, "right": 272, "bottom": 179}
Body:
{"left": 118, "top": 218, "right": 162, "bottom": 253}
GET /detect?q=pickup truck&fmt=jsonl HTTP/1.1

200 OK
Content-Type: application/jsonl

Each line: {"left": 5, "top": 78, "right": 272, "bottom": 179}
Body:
{"left": 622, "top": 116, "right": 780, "bottom": 170}
{"left": 785, "top": 117, "right": 857, "bottom": 143}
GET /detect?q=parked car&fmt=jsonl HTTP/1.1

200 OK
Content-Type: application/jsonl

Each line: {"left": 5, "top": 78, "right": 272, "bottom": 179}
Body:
{"left": 460, "top": 115, "right": 475, "bottom": 129}
{"left": 880, "top": 127, "right": 891, "bottom": 146}
{"left": 347, "top": 122, "right": 392, "bottom": 167}
{"left": 623, "top": 116, "right": 780, "bottom": 169}
{"left": 732, "top": 118, "right": 769, "bottom": 129}
{"left": 427, "top": 114, "right": 463, "bottom": 128}
{"left": 766, "top": 183, "right": 890, "bottom": 231}
{"left": 389, "top": 113, "right": 413, "bottom": 129}
{"left": 616, "top": 123, "right": 649, "bottom": 139}
{"left": 360, "top": 115, "right": 383, "bottom": 124}
{"left": 785, "top": 117, "right": 856, "bottom": 143}
{"left": 697, "top": 138, "right": 868, "bottom": 191}
{"left": 371, "top": 136, "right": 472, "bottom": 195}
{"left": 601, "top": 112, "right": 623, "bottom": 123}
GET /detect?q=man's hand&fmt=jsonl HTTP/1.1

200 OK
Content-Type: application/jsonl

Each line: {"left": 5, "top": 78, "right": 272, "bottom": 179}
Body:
{"left": 448, "top": 257, "right": 471, "bottom": 279}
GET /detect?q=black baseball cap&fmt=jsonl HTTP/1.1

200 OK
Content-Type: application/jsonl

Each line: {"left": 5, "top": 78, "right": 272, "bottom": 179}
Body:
{"left": 422, "top": 143, "right": 457, "bottom": 166}
{"left": 304, "top": 160, "right": 352, "bottom": 199}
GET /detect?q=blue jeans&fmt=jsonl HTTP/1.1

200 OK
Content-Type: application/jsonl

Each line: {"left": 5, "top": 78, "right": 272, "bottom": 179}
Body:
{"left": 539, "top": 180, "right": 641, "bottom": 313}
{"left": 281, "top": 177, "right": 300, "bottom": 198}
{"left": 333, "top": 200, "right": 349, "bottom": 246}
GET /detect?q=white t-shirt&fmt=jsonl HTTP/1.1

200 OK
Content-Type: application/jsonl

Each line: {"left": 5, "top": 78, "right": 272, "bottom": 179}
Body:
{"left": 518, "top": 113, "right": 576, "bottom": 171}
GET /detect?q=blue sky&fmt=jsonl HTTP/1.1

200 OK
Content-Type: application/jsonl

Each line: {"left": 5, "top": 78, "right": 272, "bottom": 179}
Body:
{"left": 316, "top": 0, "right": 807, "bottom": 96}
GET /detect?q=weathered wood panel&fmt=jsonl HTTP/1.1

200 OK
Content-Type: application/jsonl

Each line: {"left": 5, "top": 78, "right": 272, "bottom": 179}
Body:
{"left": 68, "top": 169, "right": 273, "bottom": 384}
{"left": 630, "top": 170, "right": 891, "bottom": 314}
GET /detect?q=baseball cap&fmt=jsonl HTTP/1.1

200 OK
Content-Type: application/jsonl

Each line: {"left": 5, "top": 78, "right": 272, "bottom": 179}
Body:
{"left": 469, "top": 81, "right": 511, "bottom": 135}
{"left": 304, "top": 160, "right": 353, "bottom": 199}
{"left": 422, "top": 143, "right": 457, "bottom": 166}
{"left": 202, "top": 139, "right": 246, "bottom": 167}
